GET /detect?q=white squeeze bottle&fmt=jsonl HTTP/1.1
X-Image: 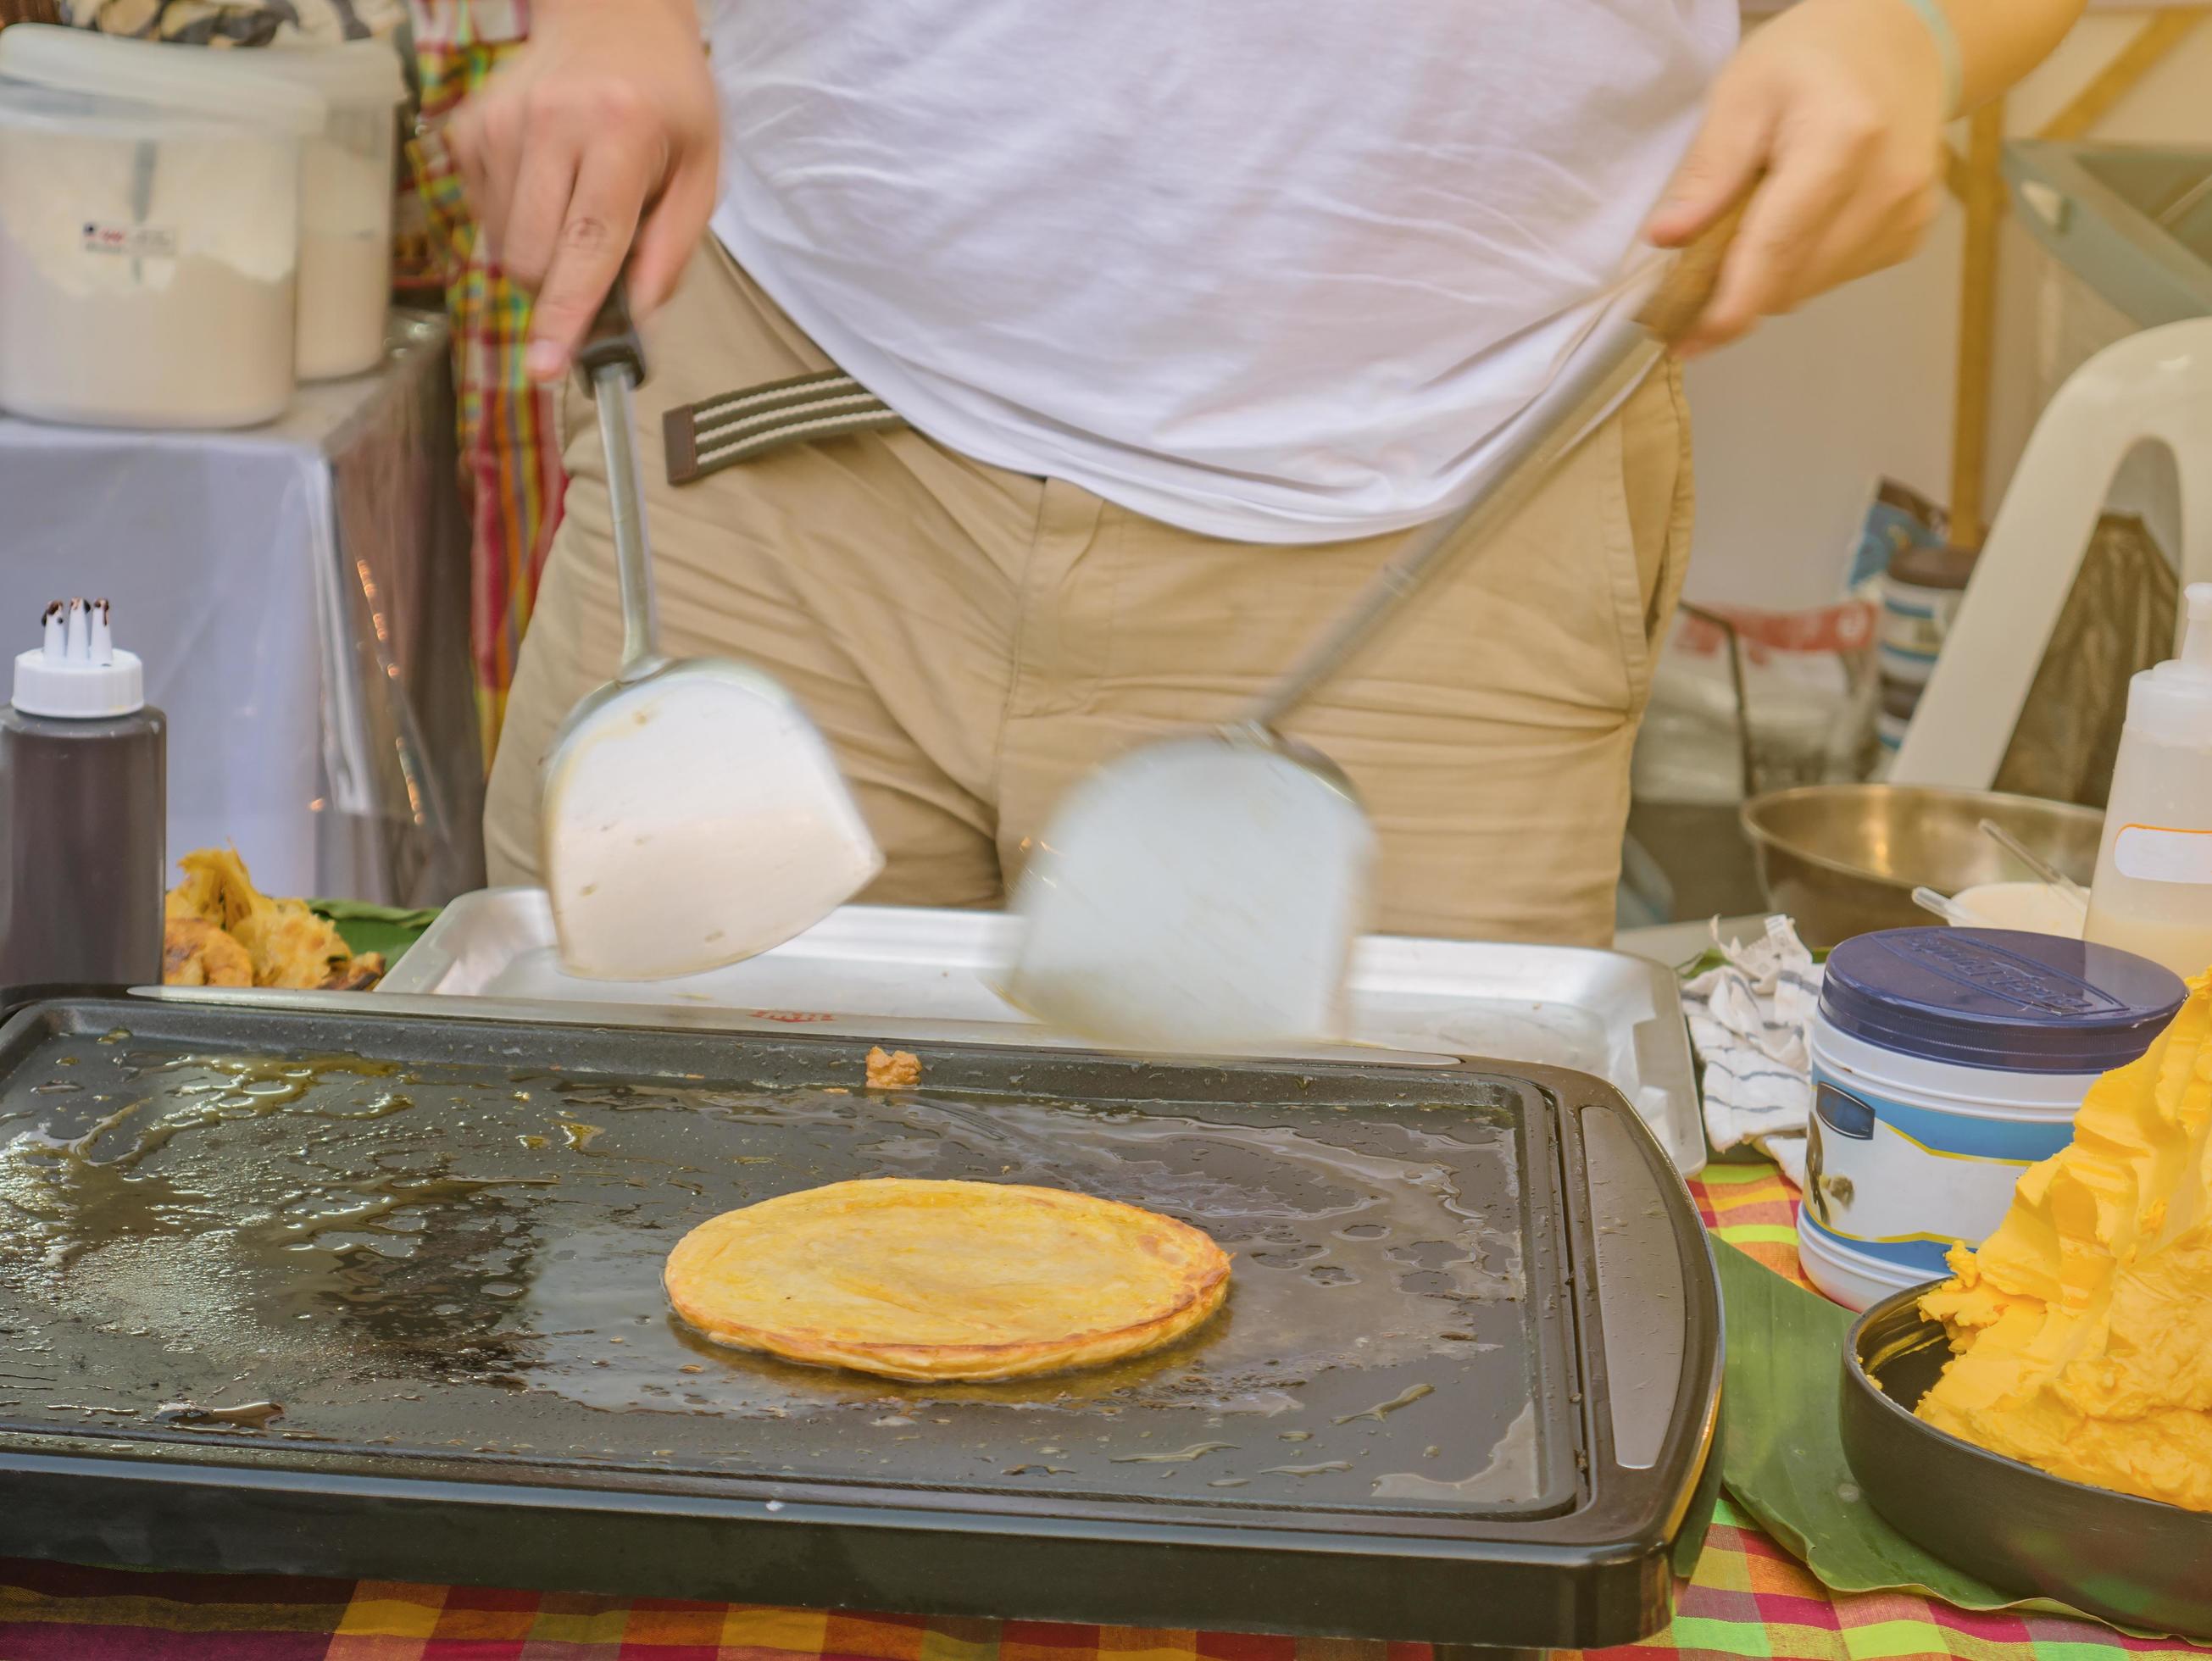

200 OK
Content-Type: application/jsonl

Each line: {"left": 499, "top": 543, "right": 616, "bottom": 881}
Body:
{"left": 2085, "top": 582, "right": 2212, "bottom": 979}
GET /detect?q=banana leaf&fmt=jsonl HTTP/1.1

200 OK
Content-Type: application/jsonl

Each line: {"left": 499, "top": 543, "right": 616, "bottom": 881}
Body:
{"left": 310, "top": 900, "right": 440, "bottom": 966}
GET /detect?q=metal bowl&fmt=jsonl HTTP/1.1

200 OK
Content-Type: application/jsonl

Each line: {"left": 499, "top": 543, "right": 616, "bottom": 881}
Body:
{"left": 1738, "top": 784, "right": 2101, "bottom": 949}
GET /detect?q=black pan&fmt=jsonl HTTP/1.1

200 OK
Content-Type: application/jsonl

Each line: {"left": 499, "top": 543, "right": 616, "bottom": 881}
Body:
{"left": 1842, "top": 1286, "right": 2212, "bottom": 1638}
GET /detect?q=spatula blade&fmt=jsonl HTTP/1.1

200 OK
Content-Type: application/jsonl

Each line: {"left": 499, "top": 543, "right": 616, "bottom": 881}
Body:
{"left": 543, "top": 664, "right": 882, "bottom": 980}
{"left": 1002, "top": 734, "right": 1375, "bottom": 1052}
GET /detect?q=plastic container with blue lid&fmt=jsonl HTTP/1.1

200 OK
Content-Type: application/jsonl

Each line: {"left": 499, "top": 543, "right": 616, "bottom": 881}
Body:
{"left": 1800, "top": 926, "right": 2183, "bottom": 1310}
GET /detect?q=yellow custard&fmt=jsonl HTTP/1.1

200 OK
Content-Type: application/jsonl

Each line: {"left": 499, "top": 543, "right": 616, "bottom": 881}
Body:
{"left": 1917, "top": 975, "right": 2212, "bottom": 1512}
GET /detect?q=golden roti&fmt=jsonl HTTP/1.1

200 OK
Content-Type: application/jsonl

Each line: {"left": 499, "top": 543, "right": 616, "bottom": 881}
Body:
{"left": 664, "top": 1177, "right": 1231, "bottom": 1381}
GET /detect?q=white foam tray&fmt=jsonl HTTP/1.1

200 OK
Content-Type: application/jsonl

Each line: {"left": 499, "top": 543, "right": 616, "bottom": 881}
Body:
{"left": 381, "top": 888, "right": 1704, "bottom": 1175}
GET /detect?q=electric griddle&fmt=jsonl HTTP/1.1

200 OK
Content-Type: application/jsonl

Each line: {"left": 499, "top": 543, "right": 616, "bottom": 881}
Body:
{"left": 0, "top": 992, "right": 1720, "bottom": 1653}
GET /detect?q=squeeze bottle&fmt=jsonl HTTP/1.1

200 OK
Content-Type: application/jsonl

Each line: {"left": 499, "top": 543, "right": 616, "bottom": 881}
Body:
{"left": 0, "top": 600, "right": 168, "bottom": 992}
{"left": 2084, "top": 582, "right": 2212, "bottom": 979}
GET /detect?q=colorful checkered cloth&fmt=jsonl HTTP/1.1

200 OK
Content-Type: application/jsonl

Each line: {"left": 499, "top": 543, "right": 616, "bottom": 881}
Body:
{"left": 405, "top": 0, "right": 569, "bottom": 766}
{"left": 3, "top": 1159, "right": 2198, "bottom": 1659}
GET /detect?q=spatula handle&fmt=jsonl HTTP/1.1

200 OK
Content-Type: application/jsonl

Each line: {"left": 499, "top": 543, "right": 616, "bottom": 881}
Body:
{"left": 577, "top": 280, "right": 647, "bottom": 386}
{"left": 1240, "top": 204, "right": 1748, "bottom": 732}
{"left": 1240, "top": 337, "right": 1659, "bottom": 731}
{"left": 581, "top": 277, "right": 664, "bottom": 682}
{"left": 1633, "top": 197, "right": 1750, "bottom": 347}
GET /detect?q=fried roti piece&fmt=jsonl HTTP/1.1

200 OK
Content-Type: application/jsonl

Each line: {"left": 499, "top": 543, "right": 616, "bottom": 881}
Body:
{"left": 162, "top": 918, "right": 253, "bottom": 987}
{"left": 164, "top": 847, "right": 363, "bottom": 990}
{"left": 864, "top": 1046, "right": 921, "bottom": 1089}
{"left": 168, "top": 847, "right": 262, "bottom": 930}
{"left": 664, "top": 1177, "right": 1231, "bottom": 1382}
{"left": 234, "top": 902, "right": 354, "bottom": 990}
{"left": 319, "top": 953, "right": 386, "bottom": 992}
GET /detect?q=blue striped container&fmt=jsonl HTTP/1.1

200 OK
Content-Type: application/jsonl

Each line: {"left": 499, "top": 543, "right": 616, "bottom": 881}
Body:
{"left": 1799, "top": 927, "right": 2183, "bottom": 1309}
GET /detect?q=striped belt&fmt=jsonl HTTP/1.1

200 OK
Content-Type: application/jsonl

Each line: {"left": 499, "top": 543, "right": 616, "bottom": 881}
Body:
{"left": 662, "top": 370, "right": 908, "bottom": 485}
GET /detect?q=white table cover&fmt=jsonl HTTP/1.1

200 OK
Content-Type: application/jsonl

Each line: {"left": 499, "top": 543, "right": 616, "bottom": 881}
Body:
{"left": 0, "top": 313, "right": 482, "bottom": 904}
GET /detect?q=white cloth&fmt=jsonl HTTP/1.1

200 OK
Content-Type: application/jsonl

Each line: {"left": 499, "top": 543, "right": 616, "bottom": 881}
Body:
{"left": 704, "top": 0, "right": 1736, "bottom": 543}
{"left": 1683, "top": 917, "right": 1825, "bottom": 1185}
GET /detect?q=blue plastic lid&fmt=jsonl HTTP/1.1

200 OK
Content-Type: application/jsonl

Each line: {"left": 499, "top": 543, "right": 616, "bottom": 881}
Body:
{"left": 1819, "top": 927, "right": 2187, "bottom": 1074}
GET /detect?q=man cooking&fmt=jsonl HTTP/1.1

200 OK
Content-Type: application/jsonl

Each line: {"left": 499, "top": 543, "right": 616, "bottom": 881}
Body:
{"left": 464, "top": 0, "right": 2079, "bottom": 947}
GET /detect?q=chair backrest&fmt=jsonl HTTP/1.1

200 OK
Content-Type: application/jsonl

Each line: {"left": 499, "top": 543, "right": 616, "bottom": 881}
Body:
{"left": 1891, "top": 317, "right": 2212, "bottom": 790}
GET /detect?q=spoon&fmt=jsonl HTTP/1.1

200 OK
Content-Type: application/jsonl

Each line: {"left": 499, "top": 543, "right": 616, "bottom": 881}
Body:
{"left": 1913, "top": 886, "right": 1998, "bottom": 928}
{"left": 1976, "top": 818, "right": 2090, "bottom": 911}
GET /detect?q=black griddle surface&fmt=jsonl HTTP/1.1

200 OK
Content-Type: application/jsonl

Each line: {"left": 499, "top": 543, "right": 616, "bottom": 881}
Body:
{"left": 0, "top": 1006, "right": 1575, "bottom": 1520}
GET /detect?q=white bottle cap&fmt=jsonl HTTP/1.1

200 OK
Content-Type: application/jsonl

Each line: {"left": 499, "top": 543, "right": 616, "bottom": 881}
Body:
{"left": 2126, "top": 582, "right": 2212, "bottom": 747}
{"left": 11, "top": 599, "right": 145, "bottom": 719}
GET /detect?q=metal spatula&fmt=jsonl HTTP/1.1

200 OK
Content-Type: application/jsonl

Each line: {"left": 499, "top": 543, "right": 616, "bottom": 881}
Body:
{"left": 1002, "top": 210, "right": 1743, "bottom": 1051}
{"left": 541, "top": 283, "right": 882, "bottom": 981}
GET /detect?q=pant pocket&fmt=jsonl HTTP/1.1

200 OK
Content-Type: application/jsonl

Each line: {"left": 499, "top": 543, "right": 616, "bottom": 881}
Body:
{"left": 1609, "top": 361, "right": 1692, "bottom": 714}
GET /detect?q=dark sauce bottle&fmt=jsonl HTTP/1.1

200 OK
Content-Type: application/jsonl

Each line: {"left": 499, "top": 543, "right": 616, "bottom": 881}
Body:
{"left": 0, "top": 600, "right": 167, "bottom": 993}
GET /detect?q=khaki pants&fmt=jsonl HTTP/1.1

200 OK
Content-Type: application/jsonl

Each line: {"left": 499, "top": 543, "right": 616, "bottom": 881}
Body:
{"left": 486, "top": 243, "right": 1693, "bottom": 946}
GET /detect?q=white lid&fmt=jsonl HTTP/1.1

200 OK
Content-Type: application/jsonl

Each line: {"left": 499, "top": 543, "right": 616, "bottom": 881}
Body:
{"left": 0, "top": 78, "right": 244, "bottom": 141}
{"left": 0, "top": 25, "right": 324, "bottom": 133}
{"left": 2126, "top": 582, "right": 2212, "bottom": 744}
{"left": 12, "top": 599, "right": 144, "bottom": 719}
{"left": 254, "top": 37, "right": 408, "bottom": 108}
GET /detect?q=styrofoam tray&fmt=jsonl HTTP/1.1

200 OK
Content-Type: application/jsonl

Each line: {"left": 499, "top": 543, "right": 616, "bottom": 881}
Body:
{"left": 381, "top": 888, "right": 1704, "bottom": 1174}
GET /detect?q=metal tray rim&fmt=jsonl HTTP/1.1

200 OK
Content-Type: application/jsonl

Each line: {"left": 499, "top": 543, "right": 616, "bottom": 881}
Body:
{"left": 379, "top": 889, "right": 1706, "bottom": 1175}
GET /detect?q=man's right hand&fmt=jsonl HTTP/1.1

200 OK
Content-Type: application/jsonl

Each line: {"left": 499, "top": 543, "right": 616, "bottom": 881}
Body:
{"left": 444, "top": 0, "right": 718, "bottom": 382}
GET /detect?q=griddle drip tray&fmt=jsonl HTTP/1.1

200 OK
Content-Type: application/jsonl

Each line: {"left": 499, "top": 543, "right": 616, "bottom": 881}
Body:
{"left": 0, "top": 1024, "right": 1572, "bottom": 1518}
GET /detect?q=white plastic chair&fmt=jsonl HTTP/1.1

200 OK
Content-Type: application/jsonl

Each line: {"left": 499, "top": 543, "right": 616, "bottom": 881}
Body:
{"left": 1890, "top": 316, "right": 2212, "bottom": 789}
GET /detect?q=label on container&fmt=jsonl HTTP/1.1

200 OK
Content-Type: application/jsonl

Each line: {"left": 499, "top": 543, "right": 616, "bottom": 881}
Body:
{"left": 1880, "top": 580, "right": 1960, "bottom": 657}
{"left": 1804, "top": 1064, "right": 2074, "bottom": 1277}
{"left": 80, "top": 222, "right": 179, "bottom": 261}
{"left": 2113, "top": 824, "right": 2212, "bottom": 885}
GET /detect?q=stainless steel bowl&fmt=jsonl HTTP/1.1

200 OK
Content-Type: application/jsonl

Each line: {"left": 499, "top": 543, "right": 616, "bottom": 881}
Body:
{"left": 1738, "top": 784, "right": 2102, "bottom": 949}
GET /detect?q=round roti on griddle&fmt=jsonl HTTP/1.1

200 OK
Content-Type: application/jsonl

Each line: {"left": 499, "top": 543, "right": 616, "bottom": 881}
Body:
{"left": 664, "top": 1177, "right": 1231, "bottom": 1382}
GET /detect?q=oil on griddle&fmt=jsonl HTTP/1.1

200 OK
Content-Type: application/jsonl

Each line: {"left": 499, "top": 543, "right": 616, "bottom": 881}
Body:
{"left": 0, "top": 1025, "right": 1560, "bottom": 1514}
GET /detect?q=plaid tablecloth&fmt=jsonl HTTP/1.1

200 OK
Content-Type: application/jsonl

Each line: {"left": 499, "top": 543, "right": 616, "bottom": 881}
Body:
{"left": 0, "top": 1162, "right": 2198, "bottom": 1660}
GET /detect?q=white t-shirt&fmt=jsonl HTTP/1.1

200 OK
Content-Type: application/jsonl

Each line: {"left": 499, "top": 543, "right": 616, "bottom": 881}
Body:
{"left": 705, "top": 3, "right": 1737, "bottom": 543}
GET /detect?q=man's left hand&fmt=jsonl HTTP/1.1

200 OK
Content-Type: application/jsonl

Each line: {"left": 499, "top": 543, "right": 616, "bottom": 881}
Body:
{"left": 1646, "top": 0, "right": 1949, "bottom": 355}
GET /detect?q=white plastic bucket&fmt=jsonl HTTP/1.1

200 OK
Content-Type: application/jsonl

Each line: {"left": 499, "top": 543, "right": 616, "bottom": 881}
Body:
{"left": 1802, "top": 1013, "right": 2087, "bottom": 1308}
{"left": 255, "top": 39, "right": 407, "bottom": 381}
{"left": 0, "top": 26, "right": 322, "bottom": 429}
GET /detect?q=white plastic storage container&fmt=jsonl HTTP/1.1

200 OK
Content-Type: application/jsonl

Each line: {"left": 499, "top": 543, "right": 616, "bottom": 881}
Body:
{"left": 257, "top": 39, "right": 407, "bottom": 381}
{"left": 1799, "top": 926, "right": 2183, "bottom": 1310}
{"left": 0, "top": 26, "right": 323, "bottom": 429}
